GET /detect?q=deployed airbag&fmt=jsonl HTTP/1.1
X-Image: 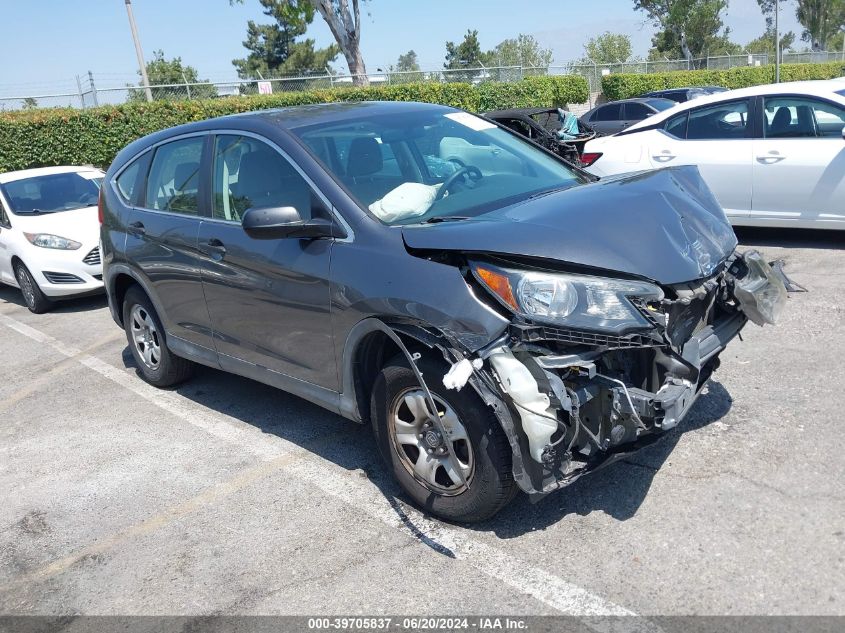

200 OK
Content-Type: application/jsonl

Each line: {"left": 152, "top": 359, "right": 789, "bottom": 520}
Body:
{"left": 369, "top": 182, "right": 440, "bottom": 222}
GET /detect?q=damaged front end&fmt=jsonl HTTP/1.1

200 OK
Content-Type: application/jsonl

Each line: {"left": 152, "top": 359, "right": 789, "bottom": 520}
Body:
{"left": 441, "top": 250, "right": 787, "bottom": 496}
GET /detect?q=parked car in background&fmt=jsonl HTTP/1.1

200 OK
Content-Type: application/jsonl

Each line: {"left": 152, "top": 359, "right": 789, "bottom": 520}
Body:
{"left": 579, "top": 97, "right": 676, "bottom": 135}
{"left": 484, "top": 107, "right": 597, "bottom": 165}
{"left": 0, "top": 166, "right": 104, "bottom": 313}
{"left": 101, "top": 101, "right": 786, "bottom": 522}
{"left": 639, "top": 86, "right": 728, "bottom": 103}
{"left": 581, "top": 80, "right": 845, "bottom": 230}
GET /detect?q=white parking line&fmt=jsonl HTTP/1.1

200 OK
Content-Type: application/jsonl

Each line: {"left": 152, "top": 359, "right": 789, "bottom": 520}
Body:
{"left": 1, "top": 311, "right": 658, "bottom": 627}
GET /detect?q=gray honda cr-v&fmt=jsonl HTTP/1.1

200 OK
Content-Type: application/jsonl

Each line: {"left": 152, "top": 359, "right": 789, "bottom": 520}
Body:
{"left": 101, "top": 101, "right": 786, "bottom": 522}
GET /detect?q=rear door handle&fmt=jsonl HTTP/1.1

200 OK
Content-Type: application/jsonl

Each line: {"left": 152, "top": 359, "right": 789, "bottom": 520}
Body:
{"left": 756, "top": 151, "right": 786, "bottom": 164}
{"left": 127, "top": 221, "right": 145, "bottom": 236}
{"left": 201, "top": 238, "right": 227, "bottom": 260}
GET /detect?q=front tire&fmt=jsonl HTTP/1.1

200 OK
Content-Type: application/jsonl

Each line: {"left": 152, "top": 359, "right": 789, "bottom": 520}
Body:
{"left": 371, "top": 354, "right": 517, "bottom": 523}
{"left": 122, "top": 286, "right": 194, "bottom": 387}
{"left": 14, "top": 262, "right": 53, "bottom": 314}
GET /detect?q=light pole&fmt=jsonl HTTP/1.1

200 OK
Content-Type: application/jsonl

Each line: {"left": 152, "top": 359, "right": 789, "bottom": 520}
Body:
{"left": 125, "top": 0, "right": 153, "bottom": 102}
{"left": 774, "top": 0, "right": 780, "bottom": 83}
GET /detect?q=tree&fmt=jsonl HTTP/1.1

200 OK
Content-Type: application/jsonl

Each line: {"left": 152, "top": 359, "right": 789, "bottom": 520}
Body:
{"left": 489, "top": 34, "right": 553, "bottom": 68}
{"left": 232, "top": 0, "right": 339, "bottom": 79}
{"left": 744, "top": 26, "right": 796, "bottom": 56}
{"left": 22, "top": 97, "right": 38, "bottom": 109}
{"left": 232, "top": 0, "right": 368, "bottom": 85}
{"left": 581, "top": 32, "right": 634, "bottom": 64}
{"left": 128, "top": 50, "right": 217, "bottom": 102}
{"left": 444, "top": 29, "right": 493, "bottom": 81}
{"left": 795, "top": 0, "right": 845, "bottom": 50}
{"left": 396, "top": 50, "right": 420, "bottom": 72}
{"left": 635, "top": 0, "right": 735, "bottom": 65}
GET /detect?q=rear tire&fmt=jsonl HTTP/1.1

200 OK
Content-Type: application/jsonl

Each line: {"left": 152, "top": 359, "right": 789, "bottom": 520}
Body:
{"left": 122, "top": 286, "right": 194, "bottom": 387}
{"left": 371, "top": 354, "right": 517, "bottom": 523}
{"left": 14, "top": 262, "right": 53, "bottom": 314}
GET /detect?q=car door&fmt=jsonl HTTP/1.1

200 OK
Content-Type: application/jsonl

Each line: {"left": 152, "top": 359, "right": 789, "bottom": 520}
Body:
{"left": 621, "top": 102, "right": 654, "bottom": 131}
{"left": 197, "top": 133, "right": 337, "bottom": 391}
{"left": 588, "top": 103, "right": 624, "bottom": 135}
{"left": 648, "top": 98, "right": 754, "bottom": 220}
{"left": 751, "top": 95, "right": 845, "bottom": 227}
{"left": 124, "top": 134, "right": 216, "bottom": 357}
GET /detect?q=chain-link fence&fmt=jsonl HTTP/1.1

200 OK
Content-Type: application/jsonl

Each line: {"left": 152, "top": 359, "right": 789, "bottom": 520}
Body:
{"left": 2, "top": 51, "right": 843, "bottom": 112}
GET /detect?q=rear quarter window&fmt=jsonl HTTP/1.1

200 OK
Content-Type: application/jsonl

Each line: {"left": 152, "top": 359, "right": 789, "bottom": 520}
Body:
{"left": 114, "top": 154, "right": 149, "bottom": 206}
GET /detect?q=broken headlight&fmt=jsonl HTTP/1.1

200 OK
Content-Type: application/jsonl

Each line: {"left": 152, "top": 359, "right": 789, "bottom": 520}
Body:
{"left": 472, "top": 261, "right": 664, "bottom": 334}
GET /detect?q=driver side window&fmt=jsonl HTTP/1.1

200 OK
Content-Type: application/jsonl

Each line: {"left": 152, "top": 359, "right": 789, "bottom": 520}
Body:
{"left": 212, "top": 135, "right": 314, "bottom": 222}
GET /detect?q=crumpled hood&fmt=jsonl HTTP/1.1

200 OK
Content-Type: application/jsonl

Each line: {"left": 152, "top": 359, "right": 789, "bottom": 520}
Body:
{"left": 12, "top": 206, "right": 99, "bottom": 245}
{"left": 402, "top": 166, "right": 737, "bottom": 285}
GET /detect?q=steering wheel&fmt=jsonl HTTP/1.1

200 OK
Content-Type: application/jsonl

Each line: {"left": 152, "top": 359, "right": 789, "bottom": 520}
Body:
{"left": 435, "top": 166, "right": 482, "bottom": 201}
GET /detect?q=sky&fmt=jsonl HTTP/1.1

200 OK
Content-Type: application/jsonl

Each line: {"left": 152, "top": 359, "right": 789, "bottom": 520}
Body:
{"left": 0, "top": 0, "right": 805, "bottom": 95}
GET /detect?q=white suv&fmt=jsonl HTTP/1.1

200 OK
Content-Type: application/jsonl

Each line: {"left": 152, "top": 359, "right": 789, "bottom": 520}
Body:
{"left": 0, "top": 166, "right": 105, "bottom": 313}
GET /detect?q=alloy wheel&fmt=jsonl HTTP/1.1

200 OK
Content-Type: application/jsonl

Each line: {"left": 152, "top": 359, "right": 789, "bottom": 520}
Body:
{"left": 389, "top": 388, "right": 474, "bottom": 495}
{"left": 16, "top": 267, "right": 36, "bottom": 309}
{"left": 130, "top": 304, "right": 161, "bottom": 370}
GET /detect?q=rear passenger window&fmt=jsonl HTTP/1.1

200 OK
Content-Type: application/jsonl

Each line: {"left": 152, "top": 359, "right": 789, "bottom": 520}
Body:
{"left": 686, "top": 100, "right": 749, "bottom": 140}
{"left": 593, "top": 103, "right": 622, "bottom": 121}
{"left": 115, "top": 155, "right": 146, "bottom": 205}
{"left": 664, "top": 112, "right": 688, "bottom": 138}
{"left": 145, "top": 137, "right": 204, "bottom": 215}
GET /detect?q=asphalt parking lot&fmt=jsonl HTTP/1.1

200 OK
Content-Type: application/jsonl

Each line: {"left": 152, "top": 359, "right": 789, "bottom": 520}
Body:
{"left": 0, "top": 229, "right": 843, "bottom": 619}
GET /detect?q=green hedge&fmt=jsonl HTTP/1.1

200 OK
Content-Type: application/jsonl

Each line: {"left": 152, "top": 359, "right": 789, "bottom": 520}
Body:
{"left": 602, "top": 61, "right": 845, "bottom": 101}
{"left": 0, "top": 76, "right": 587, "bottom": 172}
{"left": 476, "top": 75, "right": 589, "bottom": 111}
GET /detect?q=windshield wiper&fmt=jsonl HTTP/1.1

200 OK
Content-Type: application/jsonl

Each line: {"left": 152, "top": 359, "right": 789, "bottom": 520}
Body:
{"left": 528, "top": 184, "right": 577, "bottom": 200}
{"left": 17, "top": 208, "right": 51, "bottom": 215}
{"left": 423, "top": 215, "right": 471, "bottom": 224}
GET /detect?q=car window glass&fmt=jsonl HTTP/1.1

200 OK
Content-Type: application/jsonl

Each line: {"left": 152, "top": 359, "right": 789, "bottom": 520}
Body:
{"left": 624, "top": 102, "right": 653, "bottom": 120}
{"left": 764, "top": 96, "right": 845, "bottom": 138}
{"left": 294, "top": 109, "right": 584, "bottom": 224}
{"left": 115, "top": 156, "right": 143, "bottom": 204}
{"left": 594, "top": 103, "right": 622, "bottom": 121}
{"left": 0, "top": 202, "right": 9, "bottom": 227}
{"left": 664, "top": 112, "right": 688, "bottom": 138}
{"left": 212, "top": 134, "right": 314, "bottom": 222}
{"left": 0, "top": 172, "right": 101, "bottom": 214}
{"left": 686, "top": 100, "right": 749, "bottom": 140}
{"left": 145, "top": 137, "right": 204, "bottom": 214}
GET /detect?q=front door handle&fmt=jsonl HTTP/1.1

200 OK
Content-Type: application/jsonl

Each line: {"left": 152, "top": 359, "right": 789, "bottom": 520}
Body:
{"left": 202, "top": 238, "right": 227, "bottom": 260}
{"left": 756, "top": 151, "right": 786, "bottom": 164}
{"left": 127, "top": 221, "right": 145, "bottom": 236}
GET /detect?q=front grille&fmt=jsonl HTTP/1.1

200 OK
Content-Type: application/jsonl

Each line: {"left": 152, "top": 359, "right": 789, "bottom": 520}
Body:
{"left": 517, "top": 325, "right": 655, "bottom": 349}
{"left": 43, "top": 271, "right": 84, "bottom": 284}
{"left": 83, "top": 247, "right": 101, "bottom": 266}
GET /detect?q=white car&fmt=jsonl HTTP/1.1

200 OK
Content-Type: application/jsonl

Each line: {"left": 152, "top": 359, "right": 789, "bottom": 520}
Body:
{"left": 0, "top": 166, "right": 105, "bottom": 313}
{"left": 581, "top": 80, "right": 845, "bottom": 230}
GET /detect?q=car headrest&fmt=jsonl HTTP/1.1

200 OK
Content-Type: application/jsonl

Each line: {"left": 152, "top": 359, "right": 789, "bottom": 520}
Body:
{"left": 770, "top": 107, "right": 792, "bottom": 134}
{"left": 346, "top": 137, "right": 383, "bottom": 178}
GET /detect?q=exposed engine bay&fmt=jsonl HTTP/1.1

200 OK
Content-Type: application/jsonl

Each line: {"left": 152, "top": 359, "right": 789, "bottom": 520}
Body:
{"left": 433, "top": 249, "right": 788, "bottom": 496}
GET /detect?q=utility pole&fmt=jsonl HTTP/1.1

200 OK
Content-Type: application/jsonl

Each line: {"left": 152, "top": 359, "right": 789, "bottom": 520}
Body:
{"left": 774, "top": 0, "right": 780, "bottom": 83}
{"left": 125, "top": 0, "right": 153, "bottom": 102}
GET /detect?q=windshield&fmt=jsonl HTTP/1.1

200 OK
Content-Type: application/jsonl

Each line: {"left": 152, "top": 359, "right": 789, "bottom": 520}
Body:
{"left": 292, "top": 109, "right": 586, "bottom": 225}
{"left": 0, "top": 172, "right": 102, "bottom": 215}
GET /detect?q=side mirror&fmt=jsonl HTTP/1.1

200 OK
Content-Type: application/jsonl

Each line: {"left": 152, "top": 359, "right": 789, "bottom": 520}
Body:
{"left": 841, "top": 125, "right": 845, "bottom": 141}
{"left": 242, "top": 206, "right": 338, "bottom": 240}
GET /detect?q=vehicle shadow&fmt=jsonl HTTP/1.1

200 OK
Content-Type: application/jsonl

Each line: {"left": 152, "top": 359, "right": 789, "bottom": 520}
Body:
{"left": 735, "top": 226, "right": 845, "bottom": 250}
{"left": 120, "top": 346, "right": 733, "bottom": 540}
{"left": 0, "top": 285, "right": 107, "bottom": 313}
